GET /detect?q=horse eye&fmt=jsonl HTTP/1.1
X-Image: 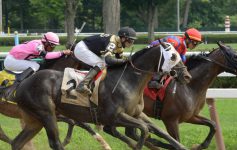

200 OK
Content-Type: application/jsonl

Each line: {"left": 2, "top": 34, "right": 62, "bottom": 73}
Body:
{"left": 171, "top": 53, "right": 177, "bottom": 61}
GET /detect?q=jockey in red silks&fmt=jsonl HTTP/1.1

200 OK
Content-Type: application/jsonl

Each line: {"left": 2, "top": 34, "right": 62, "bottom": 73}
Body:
{"left": 148, "top": 28, "right": 203, "bottom": 89}
{"left": 4, "top": 32, "right": 72, "bottom": 83}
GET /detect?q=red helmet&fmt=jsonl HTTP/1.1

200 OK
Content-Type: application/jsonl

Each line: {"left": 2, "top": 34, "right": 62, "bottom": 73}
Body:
{"left": 185, "top": 28, "right": 202, "bottom": 42}
{"left": 42, "top": 32, "right": 60, "bottom": 45}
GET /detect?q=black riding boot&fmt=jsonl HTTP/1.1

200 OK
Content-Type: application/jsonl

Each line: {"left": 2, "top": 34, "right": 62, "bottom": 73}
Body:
{"left": 76, "top": 66, "right": 100, "bottom": 95}
{"left": 16, "top": 67, "right": 35, "bottom": 82}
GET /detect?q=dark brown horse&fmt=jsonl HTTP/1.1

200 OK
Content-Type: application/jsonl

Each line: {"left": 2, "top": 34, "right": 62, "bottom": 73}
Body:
{"left": 0, "top": 54, "right": 111, "bottom": 150}
{"left": 126, "top": 41, "right": 237, "bottom": 149}
{"left": 10, "top": 44, "right": 191, "bottom": 150}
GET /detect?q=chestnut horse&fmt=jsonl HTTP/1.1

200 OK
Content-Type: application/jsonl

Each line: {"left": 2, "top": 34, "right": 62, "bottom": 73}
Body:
{"left": 10, "top": 43, "right": 191, "bottom": 150}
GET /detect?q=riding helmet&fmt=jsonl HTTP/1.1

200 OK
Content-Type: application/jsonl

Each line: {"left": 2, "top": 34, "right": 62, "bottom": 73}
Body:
{"left": 118, "top": 27, "right": 137, "bottom": 40}
{"left": 42, "top": 32, "right": 60, "bottom": 45}
{"left": 184, "top": 28, "right": 202, "bottom": 42}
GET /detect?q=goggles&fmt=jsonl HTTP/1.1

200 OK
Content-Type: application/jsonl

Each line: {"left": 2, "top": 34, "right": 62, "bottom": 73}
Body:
{"left": 191, "top": 40, "right": 200, "bottom": 47}
{"left": 127, "top": 38, "right": 135, "bottom": 44}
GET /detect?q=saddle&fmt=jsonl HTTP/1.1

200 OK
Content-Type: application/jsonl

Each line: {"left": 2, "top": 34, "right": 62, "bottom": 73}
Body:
{"left": 144, "top": 76, "right": 173, "bottom": 119}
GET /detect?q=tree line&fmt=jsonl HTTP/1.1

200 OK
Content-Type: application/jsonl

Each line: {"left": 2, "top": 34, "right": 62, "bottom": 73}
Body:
{"left": 2, "top": 0, "right": 237, "bottom": 43}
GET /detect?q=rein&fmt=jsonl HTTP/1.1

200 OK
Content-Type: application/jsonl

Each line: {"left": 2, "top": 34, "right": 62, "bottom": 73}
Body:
{"left": 128, "top": 45, "right": 163, "bottom": 75}
{"left": 112, "top": 46, "right": 163, "bottom": 93}
{"left": 200, "top": 55, "right": 237, "bottom": 74}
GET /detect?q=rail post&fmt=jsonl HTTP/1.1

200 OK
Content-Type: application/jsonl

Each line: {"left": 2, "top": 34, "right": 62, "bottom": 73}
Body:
{"left": 14, "top": 31, "right": 19, "bottom": 45}
{"left": 206, "top": 98, "right": 226, "bottom": 150}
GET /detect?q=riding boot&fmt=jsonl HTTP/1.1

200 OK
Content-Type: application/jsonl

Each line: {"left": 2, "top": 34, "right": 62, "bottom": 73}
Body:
{"left": 16, "top": 67, "right": 35, "bottom": 82}
{"left": 76, "top": 66, "right": 101, "bottom": 95}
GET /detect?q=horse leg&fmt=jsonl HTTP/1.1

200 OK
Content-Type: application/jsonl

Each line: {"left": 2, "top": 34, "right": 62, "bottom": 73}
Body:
{"left": 115, "top": 112, "right": 149, "bottom": 150}
{"left": 57, "top": 115, "right": 75, "bottom": 146}
{"left": 163, "top": 119, "right": 180, "bottom": 141}
{"left": 103, "top": 125, "right": 137, "bottom": 149}
{"left": 139, "top": 112, "right": 187, "bottom": 150}
{"left": 57, "top": 115, "right": 111, "bottom": 149}
{"left": 187, "top": 115, "right": 216, "bottom": 150}
{"left": 125, "top": 127, "right": 164, "bottom": 150}
{"left": 76, "top": 122, "right": 111, "bottom": 150}
{"left": 0, "top": 125, "right": 12, "bottom": 144}
{"left": 40, "top": 112, "right": 64, "bottom": 150}
{"left": 19, "top": 119, "right": 36, "bottom": 150}
{"left": 11, "top": 111, "right": 42, "bottom": 150}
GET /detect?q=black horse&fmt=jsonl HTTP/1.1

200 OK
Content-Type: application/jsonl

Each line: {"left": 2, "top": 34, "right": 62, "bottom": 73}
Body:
{"left": 11, "top": 43, "right": 191, "bottom": 150}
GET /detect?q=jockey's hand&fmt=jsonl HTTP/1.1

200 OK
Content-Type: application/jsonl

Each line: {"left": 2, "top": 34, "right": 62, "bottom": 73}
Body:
{"left": 63, "top": 49, "right": 72, "bottom": 55}
{"left": 123, "top": 56, "right": 131, "bottom": 62}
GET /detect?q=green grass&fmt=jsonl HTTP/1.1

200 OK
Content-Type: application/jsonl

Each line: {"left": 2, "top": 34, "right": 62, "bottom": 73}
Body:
{"left": 2, "top": 43, "right": 237, "bottom": 53}
{"left": 0, "top": 99, "right": 237, "bottom": 150}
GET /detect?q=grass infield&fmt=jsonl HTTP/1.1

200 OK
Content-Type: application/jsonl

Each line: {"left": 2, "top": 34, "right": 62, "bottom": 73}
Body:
{"left": 1, "top": 43, "right": 237, "bottom": 52}
{"left": 0, "top": 99, "right": 237, "bottom": 149}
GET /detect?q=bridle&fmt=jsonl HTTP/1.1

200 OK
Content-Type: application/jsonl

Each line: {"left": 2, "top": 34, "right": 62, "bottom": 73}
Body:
{"left": 199, "top": 48, "right": 237, "bottom": 74}
{"left": 127, "top": 44, "right": 165, "bottom": 76}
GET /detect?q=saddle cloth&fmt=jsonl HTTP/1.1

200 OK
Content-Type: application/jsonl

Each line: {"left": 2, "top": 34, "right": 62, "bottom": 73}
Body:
{"left": 61, "top": 68, "right": 102, "bottom": 107}
{"left": 144, "top": 77, "right": 173, "bottom": 101}
{"left": 0, "top": 70, "right": 16, "bottom": 87}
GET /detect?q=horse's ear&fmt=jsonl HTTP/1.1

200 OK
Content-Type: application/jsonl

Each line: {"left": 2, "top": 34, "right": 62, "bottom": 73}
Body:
{"left": 217, "top": 41, "right": 226, "bottom": 50}
{"left": 159, "top": 39, "right": 168, "bottom": 49}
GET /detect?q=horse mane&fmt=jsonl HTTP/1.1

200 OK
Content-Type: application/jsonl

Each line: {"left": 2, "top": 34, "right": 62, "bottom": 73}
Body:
{"left": 39, "top": 55, "right": 65, "bottom": 70}
{"left": 107, "top": 46, "right": 155, "bottom": 69}
{"left": 185, "top": 48, "right": 217, "bottom": 71}
{"left": 131, "top": 46, "right": 154, "bottom": 61}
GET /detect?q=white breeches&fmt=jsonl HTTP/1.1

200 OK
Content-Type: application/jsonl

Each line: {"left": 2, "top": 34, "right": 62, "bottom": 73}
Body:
{"left": 74, "top": 41, "right": 105, "bottom": 69}
{"left": 4, "top": 54, "right": 40, "bottom": 72}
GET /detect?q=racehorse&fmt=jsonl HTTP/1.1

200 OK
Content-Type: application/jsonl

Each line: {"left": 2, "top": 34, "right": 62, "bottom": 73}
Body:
{"left": 0, "top": 53, "right": 111, "bottom": 150}
{"left": 125, "top": 41, "right": 237, "bottom": 149}
{"left": 10, "top": 43, "right": 191, "bottom": 150}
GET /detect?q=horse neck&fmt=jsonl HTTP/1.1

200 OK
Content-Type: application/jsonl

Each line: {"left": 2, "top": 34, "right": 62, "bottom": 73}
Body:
{"left": 46, "top": 56, "right": 79, "bottom": 71}
{"left": 126, "top": 48, "right": 161, "bottom": 91}
{"left": 189, "top": 59, "right": 223, "bottom": 92}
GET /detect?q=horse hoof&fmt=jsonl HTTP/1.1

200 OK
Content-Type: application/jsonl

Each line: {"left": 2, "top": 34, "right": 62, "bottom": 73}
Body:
{"left": 191, "top": 144, "right": 202, "bottom": 150}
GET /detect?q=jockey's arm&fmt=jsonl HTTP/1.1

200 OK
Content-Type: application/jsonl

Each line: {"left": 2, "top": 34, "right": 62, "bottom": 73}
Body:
{"left": 104, "top": 51, "right": 128, "bottom": 66}
{"left": 180, "top": 54, "right": 186, "bottom": 63}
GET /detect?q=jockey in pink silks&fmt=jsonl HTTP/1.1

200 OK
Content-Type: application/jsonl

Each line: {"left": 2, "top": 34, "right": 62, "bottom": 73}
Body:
{"left": 4, "top": 32, "right": 71, "bottom": 82}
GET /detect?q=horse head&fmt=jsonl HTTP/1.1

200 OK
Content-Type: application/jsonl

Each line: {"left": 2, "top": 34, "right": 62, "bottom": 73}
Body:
{"left": 216, "top": 41, "right": 237, "bottom": 75}
{"left": 160, "top": 42, "right": 192, "bottom": 84}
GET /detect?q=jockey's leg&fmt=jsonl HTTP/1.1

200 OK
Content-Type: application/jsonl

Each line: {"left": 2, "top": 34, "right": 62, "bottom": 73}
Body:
{"left": 76, "top": 66, "right": 100, "bottom": 95}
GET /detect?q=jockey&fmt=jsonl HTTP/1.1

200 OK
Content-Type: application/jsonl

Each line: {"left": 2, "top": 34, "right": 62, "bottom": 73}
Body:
{"left": 74, "top": 27, "right": 137, "bottom": 95}
{"left": 4, "top": 32, "right": 72, "bottom": 83}
{"left": 148, "top": 28, "right": 202, "bottom": 89}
